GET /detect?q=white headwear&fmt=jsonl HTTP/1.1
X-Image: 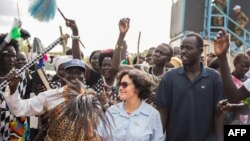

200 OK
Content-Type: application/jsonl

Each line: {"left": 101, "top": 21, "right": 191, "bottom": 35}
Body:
{"left": 233, "top": 5, "right": 241, "bottom": 11}
{"left": 53, "top": 55, "right": 72, "bottom": 72}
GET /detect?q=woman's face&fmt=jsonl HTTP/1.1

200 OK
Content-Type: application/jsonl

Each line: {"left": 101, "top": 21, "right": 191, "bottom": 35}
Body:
{"left": 101, "top": 58, "right": 112, "bottom": 79}
{"left": 118, "top": 74, "right": 138, "bottom": 101}
{"left": 90, "top": 52, "right": 100, "bottom": 72}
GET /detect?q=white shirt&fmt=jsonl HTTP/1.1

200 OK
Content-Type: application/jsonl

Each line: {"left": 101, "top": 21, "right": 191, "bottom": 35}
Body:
{"left": 3, "top": 86, "right": 65, "bottom": 117}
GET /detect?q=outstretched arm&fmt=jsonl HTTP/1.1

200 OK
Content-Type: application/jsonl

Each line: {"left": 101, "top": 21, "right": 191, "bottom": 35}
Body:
{"left": 111, "top": 18, "right": 130, "bottom": 73}
{"left": 66, "top": 19, "right": 81, "bottom": 59}
{"left": 214, "top": 29, "right": 250, "bottom": 103}
{"left": 4, "top": 70, "right": 52, "bottom": 116}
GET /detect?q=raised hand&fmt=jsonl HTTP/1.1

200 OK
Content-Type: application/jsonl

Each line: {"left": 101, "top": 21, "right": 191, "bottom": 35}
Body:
{"left": 5, "top": 70, "right": 22, "bottom": 94}
{"left": 65, "top": 19, "right": 78, "bottom": 35}
{"left": 119, "top": 18, "right": 130, "bottom": 35}
{"left": 214, "top": 29, "right": 230, "bottom": 57}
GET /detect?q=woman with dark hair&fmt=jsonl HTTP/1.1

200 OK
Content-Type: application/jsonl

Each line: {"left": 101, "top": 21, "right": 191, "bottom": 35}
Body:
{"left": 98, "top": 69, "right": 164, "bottom": 141}
{"left": 89, "top": 50, "right": 101, "bottom": 73}
{"left": 89, "top": 18, "right": 130, "bottom": 111}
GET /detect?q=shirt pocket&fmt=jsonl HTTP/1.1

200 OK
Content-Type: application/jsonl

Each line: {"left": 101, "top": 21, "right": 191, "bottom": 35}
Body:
{"left": 133, "top": 128, "right": 153, "bottom": 141}
{"left": 141, "top": 129, "right": 153, "bottom": 141}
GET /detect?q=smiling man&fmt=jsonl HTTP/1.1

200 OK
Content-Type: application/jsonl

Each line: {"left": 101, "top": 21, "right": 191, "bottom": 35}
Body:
{"left": 155, "top": 33, "right": 225, "bottom": 141}
{"left": 3, "top": 59, "right": 106, "bottom": 141}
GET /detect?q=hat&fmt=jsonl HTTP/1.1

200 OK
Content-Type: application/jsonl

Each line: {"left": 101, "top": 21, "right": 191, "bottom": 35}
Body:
{"left": 64, "top": 59, "right": 85, "bottom": 72}
{"left": 53, "top": 55, "right": 72, "bottom": 72}
{"left": 170, "top": 57, "right": 182, "bottom": 68}
{"left": 233, "top": 5, "right": 241, "bottom": 11}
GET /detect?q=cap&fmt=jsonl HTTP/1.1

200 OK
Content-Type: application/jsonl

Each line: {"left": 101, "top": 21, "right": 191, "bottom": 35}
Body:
{"left": 64, "top": 59, "right": 85, "bottom": 72}
{"left": 53, "top": 55, "right": 72, "bottom": 72}
{"left": 233, "top": 5, "right": 241, "bottom": 11}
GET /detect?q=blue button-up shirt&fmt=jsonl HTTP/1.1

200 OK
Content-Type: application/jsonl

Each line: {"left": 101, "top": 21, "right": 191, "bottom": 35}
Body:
{"left": 98, "top": 100, "right": 164, "bottom": 141}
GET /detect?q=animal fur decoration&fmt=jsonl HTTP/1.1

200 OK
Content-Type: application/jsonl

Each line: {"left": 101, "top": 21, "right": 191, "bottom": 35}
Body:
{"left": 43, "top": 78, "right": 111, "bottom": 140}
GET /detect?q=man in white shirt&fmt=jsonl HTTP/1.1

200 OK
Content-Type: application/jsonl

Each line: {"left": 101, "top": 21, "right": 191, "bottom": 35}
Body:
{"left": 2, "top": 59, "right": 103, "bottom": 141}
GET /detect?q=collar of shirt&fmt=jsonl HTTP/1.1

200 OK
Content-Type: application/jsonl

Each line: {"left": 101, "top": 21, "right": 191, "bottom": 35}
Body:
{"left": 108, "top": 100, "right": 150, "bottom": 117}
{"left": 177, "top": 63, "right": 209, "bottom": 77}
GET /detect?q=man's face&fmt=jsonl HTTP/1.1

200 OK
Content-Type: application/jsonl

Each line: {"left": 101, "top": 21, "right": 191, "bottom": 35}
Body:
{"left": 65, "top": 67, "right": 85, "bottom": 91}
{"left": 234, "top": 9, "right": 241, "bottom": 14}
{"left": 15, "top": 52, "right": 27, "bottom": 69}
{"left": 145, "top": 48, "right": 155, "bottom": 66}
{"left": 180, "top": 36, "right": 202, "bottom": 66}
{"left": 153, "top": 45, "right": 170, "bottom": 66}
{"left": 1, "top": 46, "right": 16, "bottom": 71}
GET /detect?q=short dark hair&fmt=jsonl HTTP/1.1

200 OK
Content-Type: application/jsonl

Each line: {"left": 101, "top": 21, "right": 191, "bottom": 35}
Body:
{"left": 185, "top": 33, "right": 204, "bottom": 49}
{"left": 98, "top": 49, "right": 114, "bottom": 67}
{"left": 233, "top": 53, "right": 250, "bottom": 66}
{"left": 117, "top": 69, "right": 152, "bottom": 100}
{"left": 161, "top": 43, "right": 173, "bottom": 58}
{"left": 0, "top": 33, "right": 19, "bottom": 52}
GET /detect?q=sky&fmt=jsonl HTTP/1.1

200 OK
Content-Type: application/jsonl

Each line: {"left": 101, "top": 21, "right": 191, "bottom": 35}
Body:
{"left": 0, "top": 0, "right": 172, "bottom": 57}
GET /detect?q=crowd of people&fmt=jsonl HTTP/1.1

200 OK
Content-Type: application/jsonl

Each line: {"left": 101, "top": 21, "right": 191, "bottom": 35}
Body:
{"left": 0, "top": 4, "right": 249, "bottom": 141}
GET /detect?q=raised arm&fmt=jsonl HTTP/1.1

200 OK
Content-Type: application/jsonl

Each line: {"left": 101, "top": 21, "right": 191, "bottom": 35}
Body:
{"left": 111, "top": 18, "right": 130, "bottom": 72}
{"left": 66, "top": 19, "right": 81, "bottom": 59}
{"left": 214, "top": 29, "right": 250, "bottom": 103}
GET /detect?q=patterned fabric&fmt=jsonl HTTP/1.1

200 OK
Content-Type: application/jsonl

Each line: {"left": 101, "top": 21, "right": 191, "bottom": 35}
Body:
{"left": 48, "top": 74, "right": 61, "bottom": 89}
{"left": 91, "top": 78, "right": 104, "bottom": 96}
{"left": 0, "top": 72, "right": 30, "bottom": 141}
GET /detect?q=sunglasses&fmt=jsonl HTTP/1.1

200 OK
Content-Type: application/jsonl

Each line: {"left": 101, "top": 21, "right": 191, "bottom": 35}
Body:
{"left": 118, "top": 82, "right": 132, "bottom": 88}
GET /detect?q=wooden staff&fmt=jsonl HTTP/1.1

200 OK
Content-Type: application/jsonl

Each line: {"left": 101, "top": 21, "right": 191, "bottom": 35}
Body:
{"left": 57, "top": 8, "right": 85, "bottom": 49}
{"left": 137, "top": 31, "right": 141, "bottom": 64}
{"left": 59, "top": 26, "right": 67, "bottom": 54}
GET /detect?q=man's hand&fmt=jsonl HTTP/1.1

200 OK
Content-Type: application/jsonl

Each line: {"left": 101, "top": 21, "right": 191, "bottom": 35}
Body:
{"left": 65, "top": 19, "right": 78, "bottom": 35}
{"left": 5, "top": 70, "right": 22, "bottom": 95}
{"left": 217, "top": 99, "right": 245, "bottom": 113}
{"left": 214, "top": 29, "right": 230, "bottom": 58}
{"left": 119, "top": 18, "right": 130, "bottom": 35}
